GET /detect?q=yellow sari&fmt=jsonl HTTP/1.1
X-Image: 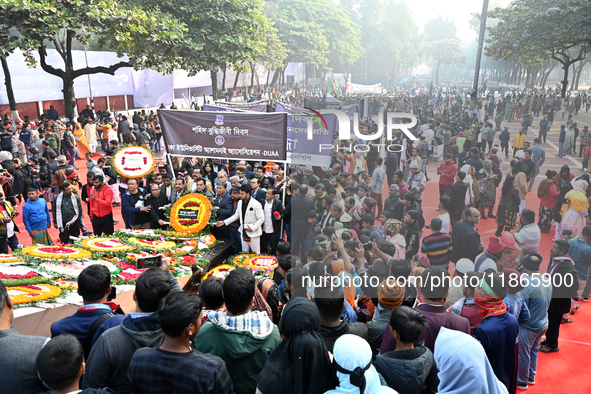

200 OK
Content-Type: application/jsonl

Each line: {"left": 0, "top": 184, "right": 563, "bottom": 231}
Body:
{"left": 74, "top": 124, "right": 91, "bottom": 158}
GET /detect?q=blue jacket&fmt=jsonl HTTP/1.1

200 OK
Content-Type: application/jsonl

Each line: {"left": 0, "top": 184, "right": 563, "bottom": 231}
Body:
{"left": 22, "top": 197, "right": 51, "bottom": 233}
{"left": 121, "top": 188, "right": 150, "bottom": 226}
{"left": 559, "top": 128, "right": 566, "bottom": 142}
{"left": 50, "top": 304, "right": 126, "bottom": 348}
{"left": 215, "top": 192, "right": 234, "bottom": 221}
{"left": 500, "top": 129, "right": 510, "bottom": 144}
{"left": 19, "top": 128, "right": 33, "bottom": 146}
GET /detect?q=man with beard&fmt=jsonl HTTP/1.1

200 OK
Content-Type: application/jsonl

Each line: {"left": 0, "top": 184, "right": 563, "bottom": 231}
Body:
{"left": 148, "top": 183, "right": 171, "bottom": 230}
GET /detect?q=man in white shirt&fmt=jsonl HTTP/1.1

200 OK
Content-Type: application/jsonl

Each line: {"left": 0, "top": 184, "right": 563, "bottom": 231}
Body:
{"left": 260, "top": 188, "right": 282, "bottom": 255}
{"left": 514, "top": 209, "right": 541, "bottom": 264}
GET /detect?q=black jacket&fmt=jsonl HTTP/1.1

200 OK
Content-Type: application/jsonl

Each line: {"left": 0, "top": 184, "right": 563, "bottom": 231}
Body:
{"left": 498, "top": 186, "right": 520, "bottom": 213}
{"left": 374, "top": 344, "right": 439, "bottom": 394}
{"left": 548, "top": 257, "right": 579, "bottom": 315}
{"left": 384, "top": 194, "right": 404, "bottom": 220}
{"left": 523, "top": 158, "right": 535, "bottom": 181}
{"left": 447, "top": 181, "right": 469, "bottom": 214}
{"left": 291, "top": 195, "right": 314, "bottom": 235}
{"left": 258, "top": 197, "right": 283, "bottom": 233}
{"left": 451, "top": 219, "right": 483, "bottom": 263}
{"left": 402, "top": 220, "right": 420, "bottom": 257}
{"left": 148, "top": 193, "right": 170, "bottom": 229}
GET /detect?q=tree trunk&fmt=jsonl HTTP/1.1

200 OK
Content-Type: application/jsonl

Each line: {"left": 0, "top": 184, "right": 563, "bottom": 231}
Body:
{"left": 250, "top": 62, "right": 255, "bottom": 92}
{"left": 270, "top": 66, "right": 281, "bottom": 87}
{"left": 210, "top": 70, "right": 218, "bottom": 101}
{"left": 221, "top": 66, "right": 227, "bottom": 92}
{"left": 233, "top": 71, "right": 241, "bottom": 91}
{"left": 541, "top": 65, "right": 554, "bottom": 89}
{"left": 266, "top": 68, "right": 271, "bottom": 86}
{"left": 560, "top": 63, "right": 571, "bottom": 98}
{"left": 435, "top": 62, "right": 441, "bottom": 85}
{"left": 524, "top": 67, "right": 531, "bottom": 89}
{"left": 575, "top": 59, "right": 589, "bottom": 90}
{"left": 1, "top": 56, "right": 19, "bottom": 119}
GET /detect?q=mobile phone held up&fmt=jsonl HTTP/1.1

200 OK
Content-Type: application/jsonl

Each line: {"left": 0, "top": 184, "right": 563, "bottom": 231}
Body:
{"left": 136, "top": 255, "right": 162, "bottom": 270}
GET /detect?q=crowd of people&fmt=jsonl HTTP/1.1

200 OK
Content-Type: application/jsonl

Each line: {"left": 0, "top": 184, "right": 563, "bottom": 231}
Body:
{"left": 1, "top": 84, "right": 590, "bottom": 394}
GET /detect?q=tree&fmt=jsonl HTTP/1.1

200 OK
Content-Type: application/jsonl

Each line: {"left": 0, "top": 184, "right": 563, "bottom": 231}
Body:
{"left": 486, "top": 0, "right": 590, "bottom": 96}
{"left": 155, "top": 0, "right": 282, "bottom": 100}
{"left": 0, "top": 0, "right": 189, "bottom": 120}
{"left": 422, "top": 17, "right": 466, "bottom": 84}
{"left": 0, "top": 26, "right": 21, "bottom": 119}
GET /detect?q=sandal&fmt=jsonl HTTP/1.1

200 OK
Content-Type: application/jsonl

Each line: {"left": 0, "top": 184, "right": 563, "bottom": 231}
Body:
{"left": 570, "top": 304, "right": 580, "bottom": 315}
{"left": 539, "top": 345, "right": 559, "bottom": 353}
{"left": 561, "top": 317, "right": 573, "bottom": 324}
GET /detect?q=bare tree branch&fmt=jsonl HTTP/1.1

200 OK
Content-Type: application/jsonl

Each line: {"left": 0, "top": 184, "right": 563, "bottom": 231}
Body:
{"left": 38, "top": 46, "right": 64, "bottom": 78}
{"left": 72, "top": 60, "right": 133, "bottom": 79}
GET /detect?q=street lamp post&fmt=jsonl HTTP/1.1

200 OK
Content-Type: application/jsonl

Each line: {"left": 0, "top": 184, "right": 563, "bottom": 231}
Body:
{"left": 474, "top": 0, "right": 489, "bottom": 93}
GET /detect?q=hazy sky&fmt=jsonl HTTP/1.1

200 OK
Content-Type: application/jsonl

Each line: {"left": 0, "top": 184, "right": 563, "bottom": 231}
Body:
{"left": 404, "top": 0, "right": 513, "bottom": 43}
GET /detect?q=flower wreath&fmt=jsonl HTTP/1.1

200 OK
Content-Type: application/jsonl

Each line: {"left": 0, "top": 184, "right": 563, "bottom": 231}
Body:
{"left": 169, "top": 194, "right": 212, "bottom": 235}
{"left": 0, "top": 254, "right": 25, "bottom": 264}
{"left": 116, "top": 262, "right": 147, "bottom": 282}
{"left": 199, "top": 234, "right": 216, "bottom": 249}
{"left": 128, "top": 238, "right": 177, "bottom": 250}
{"left": 242, "top": 256, "right": 279, "bottom": 271}
{"left": 231, "top": 254, "right": 258, "bottom": 266}
{"left": 8, "top": 284, "right": 62, "bottom": 305}
{"left": 201, "top": 264, "right": 236, "bottom": 282}
{"left": 23, "top": 246, "right": 92, "bottom": 260}
{"left": 53, "top": 279, "right": 79, "bottom": 289}
{"left": 81, "top": 238, "right": 136, "bottom": 252}
{"left": 39, "top": 261, "right": 118, "bottom": 278}
{"left": 112, "top": 146, "right": 155, "bottom": 179}
{"left": 177, "top": 254, "right": 207, "bottom": 267}
{"left": 0, "top": 265, "right": 39, "bottom": 280}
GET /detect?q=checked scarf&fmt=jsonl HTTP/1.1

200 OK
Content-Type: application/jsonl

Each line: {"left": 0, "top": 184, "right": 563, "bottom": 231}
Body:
{"left": 474, "top": 279, "right": 507, "bottom": 319}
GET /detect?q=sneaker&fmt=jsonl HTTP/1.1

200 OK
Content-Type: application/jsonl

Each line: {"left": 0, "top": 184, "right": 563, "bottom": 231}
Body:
{"left": 528, "top": 379, "right": 536, "bottom": 385}
{"left": 112, "top": 202, "right": 121, "bottom": 207}
{"left": 113, "top": 221, "right": 120, "bottom": 225}
{"left": 481, "top": 215, "right": 487, "bottom": 220}
{"left": 583, "top": 296, "right": 590, "bottom": 302}
{"left": 82, "top": 231, "right": 93, "bottom": 236}
{"left": 488, "top": 214, "right": 496, "bottom": 219}
{"left": 517, "top": 383, "right": 528, "bottom": 390}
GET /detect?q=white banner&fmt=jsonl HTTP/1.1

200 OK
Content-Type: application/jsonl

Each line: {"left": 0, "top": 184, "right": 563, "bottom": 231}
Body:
{"left": 345, "top": 82, "right": 382, "bottom": 94}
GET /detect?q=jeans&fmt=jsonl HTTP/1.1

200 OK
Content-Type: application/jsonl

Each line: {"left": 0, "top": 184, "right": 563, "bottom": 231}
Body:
{"left": 284, "top": 222, "right": 291, "bottom": 243}
{"left": 228, "top": 226, "right": 242, "bottom": 254}
{"left": 558, "top": 141, "right": 564, "bottom": 157}
{"left": 67, "top": 147, "right": 77, "bottom": 166}
{"left": 517, "top": 326, "right": 546, "bottom": 385}
{"left": 0, "top": 234, "right": 18, "bottom": 254}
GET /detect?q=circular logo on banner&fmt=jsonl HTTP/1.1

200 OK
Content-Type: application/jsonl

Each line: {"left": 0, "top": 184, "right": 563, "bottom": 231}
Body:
{"left": 215, "top": 136, "right": 225, "bottom": 146}
{"left": 170, "top": 193, "right": 212, "bottom": 235}
{"left": 112, "top": 146, "right": 155, "bottom": 179}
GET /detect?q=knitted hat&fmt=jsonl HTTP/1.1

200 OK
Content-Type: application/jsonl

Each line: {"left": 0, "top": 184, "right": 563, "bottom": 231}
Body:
{"left": 502, "top": 268, "right": 524, "bottom": 294}
{"left": 430, "top": 217, "right": 442, "bottom": 231}
{"left": 409, "top": 162, "right": 419, "bottom": 169}
{"left": 65, "top": 168, "right": 76, "bottom": 179}
{"left": 487, "top": 236, "right": 505, "bottom": 254}
{"left": 491, "top": 145, "right": 499, "bottom": 151}
{"left": 369, "top": 259, "right": 389, "bottom": 280}
{"left": 522, "top": 253, "right": 543, "bottom": 272}
{"left": 377, "top": 279, "right": 405, "bottom": 310}
{"left": 500, "top": 231, "right": 515, "bottom": 249}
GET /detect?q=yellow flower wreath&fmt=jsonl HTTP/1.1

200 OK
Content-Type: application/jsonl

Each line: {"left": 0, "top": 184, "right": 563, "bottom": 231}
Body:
{"left": 22, "top": 246, "right": 91, "bottom": 259}
{"left": 81, "top": 238, "right": 136, "bottom": 252}
{"left": 112, "top": 146, "right": 155, "bottom": 179}
{"left": 170, "top": 193, "right": 212, "bottom": 235}
{"left": 8, "top": 284, "right": 62, "bottom": 304}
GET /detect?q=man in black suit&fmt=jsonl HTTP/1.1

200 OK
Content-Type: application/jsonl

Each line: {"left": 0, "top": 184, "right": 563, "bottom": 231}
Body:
{"left": 447, "top": 171, "right": 469, "bottom": 228}
{"left": 250, "top": 178, "right": 267, "bottom": 201}
{"left": 290, "top": 183, "right": 314, "bottom": 258}
{"left": 148, "top": 183, "right": 171, "bottom": 229}
{"left": 259, "top": 188, "right": 283, "bottom": 255}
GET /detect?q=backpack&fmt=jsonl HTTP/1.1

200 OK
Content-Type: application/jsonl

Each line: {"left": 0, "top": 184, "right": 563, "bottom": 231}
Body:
{"left": 0, "top": 132, "right": 12, "bottom": 149}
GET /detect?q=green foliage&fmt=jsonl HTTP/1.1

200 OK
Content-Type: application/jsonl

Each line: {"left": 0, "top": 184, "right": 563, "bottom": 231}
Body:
{"left": 265, "top": 0, "right": 362, "bottom": 71}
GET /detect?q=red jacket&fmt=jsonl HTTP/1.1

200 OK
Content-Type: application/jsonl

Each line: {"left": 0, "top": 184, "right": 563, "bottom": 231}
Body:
{"left": 438, "top": 162, "right": 458, "bottom": 186}
{"left": 89, "top": 185, "right": 113, "bottom": 218}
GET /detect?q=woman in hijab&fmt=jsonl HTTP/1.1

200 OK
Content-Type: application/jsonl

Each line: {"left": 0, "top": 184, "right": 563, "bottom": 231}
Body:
{"left": 460, "top": 164, "right": 479, "bottom": 208}
{"left": 325, "top": 334, "right": 397, "bottom": 394}
{"left": 495, "top": 174, "right": 520, "bottom": 236}
{"left": 553, "top": 164, "right": 575, "bottom": 231}
{"left": 479, "top": 159, "right": 498, "bottom": 219}
{"left": 257, "top": 298, "right": 335, "bottom": 394}
{"left": 537, "top": 170, "right": 559, "bottom": 233}
{"left": 557, "top": 179, "right": 589, "bottom": 239}
{"left": 435, "top": 327, "right": 509, "bottom": 394}
{"left": 257, "top": 278, "right": 282, "bottom": 325}
{"left": 564, "top": 125, "right": 575, "bottom": 155}
{"left": 383, "top": 219, "right": 405, "bottom": 260}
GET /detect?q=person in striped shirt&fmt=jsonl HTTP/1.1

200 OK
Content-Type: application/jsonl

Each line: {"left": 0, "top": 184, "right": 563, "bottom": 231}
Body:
{"left": 421, "top": 217, "right": 453, "bottom": 268}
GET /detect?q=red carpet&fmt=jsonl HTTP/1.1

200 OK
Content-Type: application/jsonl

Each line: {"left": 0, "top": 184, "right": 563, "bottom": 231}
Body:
{"left": 418, "top": 162, "right": 591, "bottom": 394}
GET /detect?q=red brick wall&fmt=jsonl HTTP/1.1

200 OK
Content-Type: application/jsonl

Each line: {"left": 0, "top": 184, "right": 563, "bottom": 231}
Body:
{"left": 127, "top": 95, "right": 134, "bottom": 110}
{"left": 76, "top": 98, "right": 88, "bottom": 114}
{"left": 94, "top": 97, "right": 108, "bottom": 111}
{"left": 42, "top": 100, "right": 66, "bottom": 118}
{"left": 110, "top": 95, "right": 126, "bottom": 110}
{"left": 0, "top": 102, "right": 40, "bottom": 120}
